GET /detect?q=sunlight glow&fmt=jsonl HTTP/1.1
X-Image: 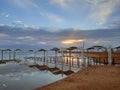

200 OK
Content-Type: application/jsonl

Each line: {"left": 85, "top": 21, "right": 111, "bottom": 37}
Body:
{"left": 61, "top": 39, "right": 84, "bottom": 44}
{"left": 63, "top": 57, "right": 83, "bottom": 62}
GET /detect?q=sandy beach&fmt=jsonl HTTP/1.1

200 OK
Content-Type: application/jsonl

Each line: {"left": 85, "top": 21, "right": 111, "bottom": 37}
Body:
{"left": 36, "top": 66, "right": 120, "bottom": 90}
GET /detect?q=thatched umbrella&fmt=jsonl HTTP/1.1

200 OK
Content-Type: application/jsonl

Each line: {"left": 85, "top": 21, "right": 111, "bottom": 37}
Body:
{"left": 28, "top": 50, "right": 37, "bottom": 64}
{"left": 66, "top": 46, "right": 77, "bottom": 70}
{"left": 14, "top": 49, "right": 22, "bottom": 60}
{"left": 51, "top": 47, "right": 60, "bottom": 68}
{"left": 69, "top": 46, "right": 78, "bottom": 50}
{"left": 38, "top": 49, "right": 46, "bottom": 65}
{"left": 6, "top": 49, "right": 12, "bottom": 60}
{"left": 0, "top": 48, "right": 6, "bottom": 60}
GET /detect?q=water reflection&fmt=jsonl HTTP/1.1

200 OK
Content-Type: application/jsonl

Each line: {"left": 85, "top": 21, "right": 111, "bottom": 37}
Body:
{"left": 0, "top": 61, "right": 66, "bottom": 90}
{"left": 29, "top": 64, "right": 74, "bottom": 76}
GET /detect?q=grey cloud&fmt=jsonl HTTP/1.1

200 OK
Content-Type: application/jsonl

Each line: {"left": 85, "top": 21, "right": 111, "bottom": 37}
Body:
{"left": 12, "top": 20, "right": 24, "bottom": 27}
{"left": 0, "top": 25, "right": 120, "bottom": 49}
{"left": 106, "top": 20, "right": 120, "bottom": 29}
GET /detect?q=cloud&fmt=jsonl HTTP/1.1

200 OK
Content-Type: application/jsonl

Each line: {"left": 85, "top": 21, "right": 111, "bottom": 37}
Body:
{"left": 12, "top": 20, "right": 24, "bottom": 27}
{"left": 0, "top": 33, "right": 8, "bottom": 37}
{"left": 106, "top": 20, "right": 120, "bottom": 29}
{"left": 44, "top": 27, "right": 61, "bottom": 33}
{"left": 0, "top": 24, "right": 5, "bottom": 26}
{"left": 88, "top": 0, "right": 120, "bottom": 24}
{"left": 5, "top": 14, "right": 10, "bottom": 18}
{"left": 50, "top": 0, "right": 67, "bottom": 8}
{"left": 24, "top": 24, "right": 39, "bottom": 29}
{"left": 50, "top": 0, "right": 120, "bottom": 27}
{"left": 0, "top": 12, "right": 10, "bottom": 18}
{"left": 0, "top": 25, "right": 120, "bottom": 49}
{"left": 17, "top": 36, "right": 35, "bottom": 40}
{"left": 50, "top": 0, "right": 77, "bottom": 9}
{"left": 37, "top": 41, "right": 47, "bottom": 45}
{"left": 105, "top": 16, "right": 120, "bottom": 29}
{"left": 11, "top": 0, "right": 40, "bottom": 9}
{"left": 40, "top": 12, "right": 64, "bottom": 23}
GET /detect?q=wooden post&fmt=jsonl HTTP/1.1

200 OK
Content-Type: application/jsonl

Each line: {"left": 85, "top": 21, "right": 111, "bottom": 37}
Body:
{"left": 77, "top": 57, "right": 80, "bottom": 67}
{"left": 61, "top": 48, "right": 64, "bottom": 71}
{"left": 34, "top": 50, "right": 36, "bottom": 64}
{"left": 108, "top": 46, "right": 112, "bottom": 66}
{"left": 1, "top": 50, "right": 4, "bottom": 60}
{"left": 72, "top": 57, "right": 74, "bottom": 66}
{"left": 46, "top": 50, "right": 48, "bottom": 66}
{"left": 87, "top": 57, "right": 90, "bottom": 66}
{"left": 9, "top": 51, "right": 11, "bottom": 60}
{"left": 43, "top": 51, "right": 46, "bottom": 65}
{"left": 81, "top": 41, "right": 85, "bottom": 67}
{"left": 4, "top": 50, "right": 7, "bottom": 60}
{"left": 24, "top": 51, "right": 27, "bottom": 63}
{"left": 69, "top": 50, "right": 71, "bottom": 71}
{"left": 55, "top": 51, "right": 57, "bottom": 68}
{"left": 66, "top": 56, "right": 68, "bottom": 64}
{"left": 13, "top": 51, "right": 16, "bottom": 60}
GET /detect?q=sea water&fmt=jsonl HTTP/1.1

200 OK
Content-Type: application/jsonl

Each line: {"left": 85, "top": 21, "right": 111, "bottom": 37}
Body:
{"left": 0, "top": 51, "right": 84, "bottom": 90}
{"left": 0, "top": 61, "right": 66, "bottom": 90}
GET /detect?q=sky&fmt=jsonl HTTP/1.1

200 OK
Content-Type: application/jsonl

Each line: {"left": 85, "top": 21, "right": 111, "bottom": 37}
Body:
{"left": 0, "top": 0, "right": 120, "bottom": 50}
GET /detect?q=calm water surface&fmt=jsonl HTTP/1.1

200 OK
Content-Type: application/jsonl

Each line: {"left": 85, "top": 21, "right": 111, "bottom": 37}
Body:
{"left": 0, "top": 62, "right": 66, "bottom": 90}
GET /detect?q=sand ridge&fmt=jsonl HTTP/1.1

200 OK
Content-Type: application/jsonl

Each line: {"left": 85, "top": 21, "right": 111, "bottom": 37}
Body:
{"left": 36, "top": 66, "right": 120, "bottom": 90}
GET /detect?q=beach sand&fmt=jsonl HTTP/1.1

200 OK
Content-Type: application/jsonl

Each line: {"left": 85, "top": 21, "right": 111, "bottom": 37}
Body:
{"left": 36, "top": 66, "right": 120, "bottom": 90}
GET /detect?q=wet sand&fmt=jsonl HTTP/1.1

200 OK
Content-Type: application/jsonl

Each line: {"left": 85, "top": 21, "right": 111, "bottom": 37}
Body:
{"left": 36, "top": 66, "right": 120, "bottom": 90}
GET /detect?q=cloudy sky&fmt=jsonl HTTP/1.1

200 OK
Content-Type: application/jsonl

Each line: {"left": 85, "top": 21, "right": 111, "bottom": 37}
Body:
{"left": 0, "top": 0, "right": 120, "bottom": 50}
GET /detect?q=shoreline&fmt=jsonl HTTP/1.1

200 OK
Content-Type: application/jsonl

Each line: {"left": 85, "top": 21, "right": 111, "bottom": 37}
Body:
{"left": 36, "top": 66, "right": 120, "bottom": 90}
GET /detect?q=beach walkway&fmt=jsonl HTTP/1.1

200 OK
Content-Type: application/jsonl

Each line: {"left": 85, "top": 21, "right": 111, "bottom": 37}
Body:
{"left": 36, "top": 66, "right": 120, "bottom": 90}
